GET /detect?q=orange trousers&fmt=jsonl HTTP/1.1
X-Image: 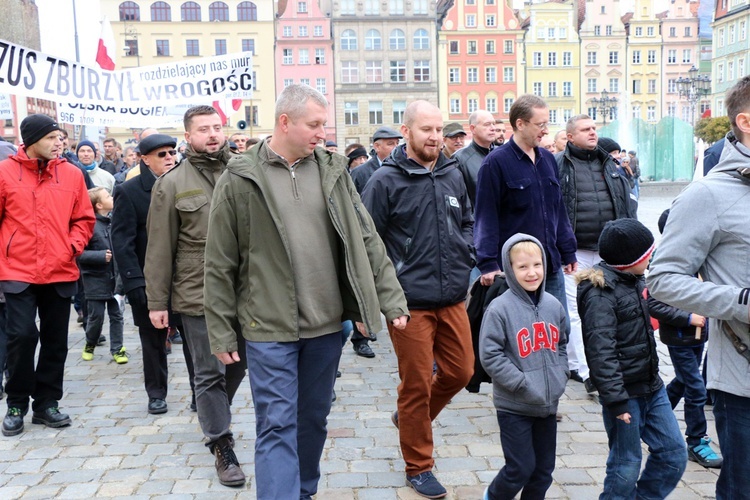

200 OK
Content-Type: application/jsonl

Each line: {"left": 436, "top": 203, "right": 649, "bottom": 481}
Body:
{"left": 388, "top": 302, "right": 474, "bottom": 474}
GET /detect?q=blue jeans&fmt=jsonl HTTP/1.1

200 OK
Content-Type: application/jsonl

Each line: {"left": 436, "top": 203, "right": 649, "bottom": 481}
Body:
{"left": 666, "top": 344, "right": 707, "bottom": 446}
{"left": 600, "top": 387, "right": 686, "bottom": 500}
{"left": 246, "top": 331, "right": 341, "bottom": 500}
{"left": 713, "top": 390, "right": 750, "bottom": 500}
{"left": 488, "top": 412, "right": 557, "bottom": 500}
{"left": 545, "top": 270, "right": 570, "bottom": 335}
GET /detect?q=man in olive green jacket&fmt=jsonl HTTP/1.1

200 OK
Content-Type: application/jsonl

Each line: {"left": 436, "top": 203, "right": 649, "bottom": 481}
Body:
{"left": 144, "top": 105, "right": 246, "bottom": 488}
{"left": 204, "top": 84, "right": 408, "bottom": 500}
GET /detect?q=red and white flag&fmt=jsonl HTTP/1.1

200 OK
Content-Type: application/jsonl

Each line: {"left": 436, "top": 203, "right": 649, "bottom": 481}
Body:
{"left": 96, "top": 16, "right": 116, "bottom": 70}
{"left": 212, "top": 99, "right": 243, "bottom": 125}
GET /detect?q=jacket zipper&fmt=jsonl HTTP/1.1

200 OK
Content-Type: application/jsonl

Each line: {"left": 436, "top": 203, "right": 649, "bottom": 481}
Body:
{"left": 290, "top": 165, "right": 300, "bottom": 200}
{"left": 445, "top": 196, "right": 454, "bottom": 236}
{"left": 395, "top": 237, "right": 412, "bottom": 273}
{"left": 353, "top": 202, "right": 370, "bottom": 234}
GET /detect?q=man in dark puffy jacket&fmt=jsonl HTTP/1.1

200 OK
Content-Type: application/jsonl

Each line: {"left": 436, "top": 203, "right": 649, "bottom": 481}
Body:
{"left": 555, "top": 114, "right": 636, "bottom": 392}
{"left": 453, "top": 109, "right": 497, "bottom": 209}
{"left": 361, "top": 100, "right": 474, "bottom": 499}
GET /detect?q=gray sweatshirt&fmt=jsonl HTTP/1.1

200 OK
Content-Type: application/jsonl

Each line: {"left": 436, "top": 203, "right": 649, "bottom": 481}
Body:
{"left": 479, "top": 233, "right": 569, "bottom": 417}
{"left": 648, "top": 136, "right": 750, "bottom": 398}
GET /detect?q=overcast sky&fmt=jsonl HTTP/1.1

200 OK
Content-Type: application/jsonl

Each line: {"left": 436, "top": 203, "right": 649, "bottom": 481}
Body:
{"left": 37, "top": 0, "right": 102, "bottom": 64}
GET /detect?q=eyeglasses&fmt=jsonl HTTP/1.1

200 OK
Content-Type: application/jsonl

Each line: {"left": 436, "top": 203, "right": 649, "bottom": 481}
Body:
{"left": 155, "top": 149, "right": 177, "bottom": 158}
{"left": 523, "top": 120, "right": 549, "bottom": 130}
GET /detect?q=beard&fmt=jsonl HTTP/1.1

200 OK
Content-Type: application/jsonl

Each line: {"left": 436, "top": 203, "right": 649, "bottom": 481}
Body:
{"left": 408, "top": 138, "right": 440, "bottom": 164}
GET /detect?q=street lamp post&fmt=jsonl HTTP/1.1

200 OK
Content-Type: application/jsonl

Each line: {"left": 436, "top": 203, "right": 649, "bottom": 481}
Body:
{"left": 677, "top": 66, "right": 711, "bottom": 127}
{"left": 590, "top": 89, "right": 618, "bottom": 125}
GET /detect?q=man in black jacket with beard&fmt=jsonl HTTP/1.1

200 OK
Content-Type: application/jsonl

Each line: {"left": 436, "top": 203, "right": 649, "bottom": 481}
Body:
{"left": 555, "top": 114, "right": 636, "bottom": 392}
{"left": 361, "top": 100, "right": 474, "bottom": 499}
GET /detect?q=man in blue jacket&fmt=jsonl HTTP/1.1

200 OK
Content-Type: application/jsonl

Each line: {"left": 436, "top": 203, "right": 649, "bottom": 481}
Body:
{"left": 474, "top": 94, "right": 577, "bottom": 312}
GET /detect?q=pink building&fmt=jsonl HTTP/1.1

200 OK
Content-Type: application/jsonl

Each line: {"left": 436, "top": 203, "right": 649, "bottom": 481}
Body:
{"left": 275, "top": 0, "right": 336, "bottom": 141}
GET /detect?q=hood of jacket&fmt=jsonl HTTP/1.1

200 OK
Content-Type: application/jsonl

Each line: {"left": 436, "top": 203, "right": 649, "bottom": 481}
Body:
{"left": 712, "top": 134, "right": 750, "bottom": 177}
{"left": 10, "top": 146, "right": 69, "bottom": 179}
{"left": 501, "top": 233, "right": 548, "bottom": 306}
{"left": 382, "top": 143, "right": 459, "bottom": 177}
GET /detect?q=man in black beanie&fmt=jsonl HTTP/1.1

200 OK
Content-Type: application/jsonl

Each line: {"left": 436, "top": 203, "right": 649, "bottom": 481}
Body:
{"left": 0, "top": 114, "right": 95, "bottom": 436}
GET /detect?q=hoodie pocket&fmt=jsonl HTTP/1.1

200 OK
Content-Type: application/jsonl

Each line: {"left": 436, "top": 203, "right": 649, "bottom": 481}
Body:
{"left": 514, "top": 366, "right": 548, "bottom": 406}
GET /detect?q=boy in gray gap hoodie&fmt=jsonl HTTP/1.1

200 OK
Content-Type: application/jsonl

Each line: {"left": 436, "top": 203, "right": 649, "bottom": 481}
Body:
{"left": 479, "top": 234, "right": 568, "bottom": 500}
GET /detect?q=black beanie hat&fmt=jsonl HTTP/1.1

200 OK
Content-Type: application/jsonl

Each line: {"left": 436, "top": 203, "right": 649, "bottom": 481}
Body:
{"left": 598, "top": 218, "right": 655, "bottom": 270}
{"left": 598, "top": 137, "right": 621, "bottom": 154}
{"left": 20, "top": 114, "right": 61, "bottom": 148}
{"left": 347, "top": 146, "right": 368, "bottom": 167}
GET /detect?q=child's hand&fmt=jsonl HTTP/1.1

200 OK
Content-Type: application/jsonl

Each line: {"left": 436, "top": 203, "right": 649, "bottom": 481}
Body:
{"left": 617, "top": 412, "right": 631, "bottom": 424}
{"left": 105, "top": 249, "right": 112, "bottom": 262}
{"left": 690, "top": 314, "right": 706, "bottom": 327}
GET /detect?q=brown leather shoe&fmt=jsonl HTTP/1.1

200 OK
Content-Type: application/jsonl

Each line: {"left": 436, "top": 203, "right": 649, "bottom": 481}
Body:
{"left": 213, "top": 438, "right": 246, "bottom": 487}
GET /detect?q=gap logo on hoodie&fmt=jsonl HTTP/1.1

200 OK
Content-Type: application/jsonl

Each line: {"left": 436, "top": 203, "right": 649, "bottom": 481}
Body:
{"left": 517, "top": 322, "right": 560, "bottom": 358}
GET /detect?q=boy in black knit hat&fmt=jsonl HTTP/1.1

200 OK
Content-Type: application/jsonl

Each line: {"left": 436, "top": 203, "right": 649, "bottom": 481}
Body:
{"left": 576, "top": 218, "right": 687, "bottom": 499}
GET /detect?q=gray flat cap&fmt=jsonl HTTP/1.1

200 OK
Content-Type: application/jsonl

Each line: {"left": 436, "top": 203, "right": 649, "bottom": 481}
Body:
{"left": 372, "top": 126, "right": 402, "bottom": 141}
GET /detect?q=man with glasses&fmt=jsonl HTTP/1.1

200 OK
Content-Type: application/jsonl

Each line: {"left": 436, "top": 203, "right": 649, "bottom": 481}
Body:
{"left": 555, "top": 114, "right": 636, "bottom": 391}
{"left": 144, "top": 105, "right": 247, "bottom": 488}
{"left": 474, "top": 94, "right": 576, "bottom": 322}
{"left": 453, "top": 109, "right": 497, "bottom": 209}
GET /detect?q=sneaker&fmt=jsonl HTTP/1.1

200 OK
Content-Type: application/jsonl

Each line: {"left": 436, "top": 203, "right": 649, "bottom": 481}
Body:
{"left": 688, "top": 437, "right": 723, "bottom": 468}
{"left": 406, "top": 471, "right": 447, "bottom": 499}
{"left": 82, "top": 343, "right": 95, "bottom": 361}
{"left": 2, "top": 407, "right": 25, "bottom": 436}
{"left": 569, "top": 369, "right": 584, "bottom": 383}
{"left": 213, "top": 437, "right": 246, "bottom": 487}
{"left": 391, "top": 410, "right": 399, "bottom": 429}
{"left": 112, "top": 347, "right": 129, "bottom": 364}
{"left": 97, "top": 335, "right": 107, "bottom": 346}
{"left": 31, "top": 407, "right": 71, "bottom": 428}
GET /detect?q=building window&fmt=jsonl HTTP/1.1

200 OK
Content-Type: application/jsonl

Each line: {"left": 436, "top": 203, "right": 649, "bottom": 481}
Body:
{"left": 587, "top": 78, "right": 597, "bottom": 93}
{"left": 729, "top": 61, "right": 735, "bottom": 81}
{"left": 548, "top": 82, "right": 557, "bottom": 97}
{"left": 667, "top": 79, "right": 676, "bottom": 93}
{"left": 341, "top": 30, "right": 358, "bottom": 50}
{"left": 486, "top": 97, "right": 497, "bottom": 113}
{"left": 252, "top": 71, "right": 257, "bottom": 90}
{"left": 283, "top": 78, "right": 293, "bottom": 88}
{"left": 151, "top": 1, "right": 171, "bottom": 21}
{"left": 364, "top": 0, "right": 378, "bottom": 15}
{"left": 718, "top": 28, "right": 725, "bottom": 47}
{"left": 468, "top": 98, "right": 479, "bottom": 113}
{"left": 563, "top": 109, "right": 572, "bottom": 123}
{"left": 299, "top": 49, "right": 309, "bottom": 64}
{"left": 300, "top": 78, "right": 310, "bottom": 87}
{"left": 631, "top": 106, "right": 640, "bottom": 119}
{"left": 562, "top": 52, "right": 572, "bottom": 66}
{"left": 245, "top": 104, "right": 259, "bottom": 126}
{"left": 635, "top": 27, "right": 642, "bottom": 36}
{"left": 299, "top": 26, "right": 308, "bottom": 37}
{"left": 414, "top": 60, "right": 430, "bottom": 82}
{"left": 315, "top": 48, "right": 325, "bottom": 64}
{"left": 342, "top": 61, "right": 359, "bottom": 83}
{"left": 594, "top": 26, "right": 601, "bottom": 36}
{"left": 587, "top": 52, "right": 597, "bottom": 65}
{"left": 316, "top": 78, "right": 326, "bottom": 94}
{"left": 237, "top": 2, "right": 258, "bottom": 21}
{"left": 609, "top": 51, "right": 618, "bottom": 64}
{"left": 504, "top": 40, "right": 513, "bottom": 54}
{"left": 449, "top": 68, "right": 460, "bottom": 83}
{"left": 413, "top": 29, "right": 429, "bottom": 50}
{"left": 341, "top": 0, "right": 355, "bottom": 14}
{"left": 503, "top": 67, "right": 514, "bottom": 82}
{"left": 632, "top": 50, "right": 641, "bottom": 64}
{"left": 648, "top": 79, "right": 656, "bottom": 93}
{"left": 389, "top": 29, "right": 406, "bottom": 50}
{"left": 504, "top": 98, "right": 514, "bottom": 113}
{"left": 549, "top": 52, "right": 557, "bottom": 66}
{"left": 209, "top": 1, "right": 229, "bottom": 22}
{"left": 413, "top": 0, "right": 428, "bottom": 14}
{"left": 485, "top": 40, "right": 495, "bottom": 54}
{"left": 215, "top": 39, "right": 227, "bottom": 55}
{"left": 186, "top": 39, "right": 199, "bottom": 56}
{"left": 344, "top": 102, "right": 359, "bottom": 125}
{"left": 182, "top": 1, "right": 201, "bottom": 21}
{"left": 314, "top": 25, "right": 323, "bottom": 37}
{"left": 739, "top": 59, "right": 746, "bottom": 79}
{"left": 486, "top": 15, "right": 496, "bottom": 27}
{"left": 647, "top": 26, "right": 654, "bottom": 36}
{"left": 242, "top": 38, "right": 255, "bottom": 54}
{"left": 548, "top": 28, "right": 555, "bottom": 38}
{"left": 365, "top": 29, "right": 382, "bottom": 50}
{"left": 467, "top": 67, "right": 478, "bottom": 83}
{"left": 647, "top": 105, "right": 656, "bottom": 121}
{"left": 119, "top": 1, "right": 140, "bottom": 21}
{"left": 365, "top": 61, "right": 383, "bottom": 83}
{"left": 369, "top": 101, "right": 383, "bottom": 125}
{"left": 684, "top": 26, "right": 691, "bottom": 37}
{"left": 466, "top": 14, "right": 476, "bottom": 27}
{"left": 366, "top": 61, "right": 383, "bottom": 83}
{"left": 668, "top": 50, "right": 676, "bottom": 63}
{"left": 549, "top": 109, "right": 558, "bottom": 124}
{"left": 485, "top": 67, "right": 497, "bottom": 83}
{"left": 450, "top": 98, "right": 461, "bottom": 114}
{"left": 667, "top": 103, "right": 676, "bottom": 117}
{"left": 717, "top": 63, "right": 724, "bottom": 83}
{"left": 632, "top": 79, "right": 641, "bottom": 94}
{"left": 393, "top": 101, "right": 406, "bottom": 123}
{"left": 389, "top": 0, "right": 404, "bottom": 15}
{"left": 648, "top": 50, "right": 656, "bottom": 64}
{"left": 533, "top": 52, "right": 542, "bottom": 67}
{"left": 669, "top": 27, "right": 676, "bottom": 37}
{"left": 468, "top": 41, "right": 477, "bottom": 54}
{"left": 533, "top": 82, "right": 542, "bottom": 96}
{"left": 156, "top": 39, "right": 170, "bottom": 56}
{"left": 283, "top": 26, "right": 292, "bottom": 37}
{"left": 298, "top": 1, "right": 308, "bottom": 13}
{"left": 587, "top": 107, "right": 598, "bottom": 121}
{"left": 740, "top": 21, "right": 746, "bottom": 41}
{"left": 390, "top": 60, "right": 406, "bottom": 82}
{"left": 282, "top": 49, "right": 293, "bottom": 65}
{"left": 606, "top": 25, "right": 612, "bottom": 36}
{"left": 682, "top": 49, "right": 691, "bottom": 63}
{"left": 449, "top": 41, "right": 459, "bottom": 55}
{"left": 609, "top": 78, "right": 619, "bottom": 92}
{"left": 563, "top": 81, "right": 572, "bottom": 96}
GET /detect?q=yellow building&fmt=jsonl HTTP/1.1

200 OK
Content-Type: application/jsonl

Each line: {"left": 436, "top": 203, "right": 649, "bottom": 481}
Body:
{"left": 625, "top": 0, "right": 663, "bottom": 123}
{"left": 520, "top": 1, "right": 581, "bottom": 129}
{"left": 100, "top": 0, "right": 276, "bottom": 144}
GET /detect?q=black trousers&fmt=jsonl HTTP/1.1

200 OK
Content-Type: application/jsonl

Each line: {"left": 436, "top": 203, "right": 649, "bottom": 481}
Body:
{"left": 5, "top": 285, "right": 72, "bottom": 413}
{"left": 138, "top": 323, "right": 169, "bottom": 400}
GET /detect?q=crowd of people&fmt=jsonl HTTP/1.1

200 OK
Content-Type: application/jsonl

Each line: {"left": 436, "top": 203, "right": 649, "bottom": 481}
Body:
{"left": 0, "top": 75, "right": 748, "bottom": 500}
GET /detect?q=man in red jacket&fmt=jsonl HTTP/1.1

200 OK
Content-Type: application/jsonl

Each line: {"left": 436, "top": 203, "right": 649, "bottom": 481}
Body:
{"left": 0, "top": 114, "right": 95, "bottom": 437}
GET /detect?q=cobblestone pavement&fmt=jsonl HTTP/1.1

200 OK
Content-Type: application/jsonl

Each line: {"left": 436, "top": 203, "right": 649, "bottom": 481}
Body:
{"left": 0, "top": 187, "right": 721, "bottom": 499}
